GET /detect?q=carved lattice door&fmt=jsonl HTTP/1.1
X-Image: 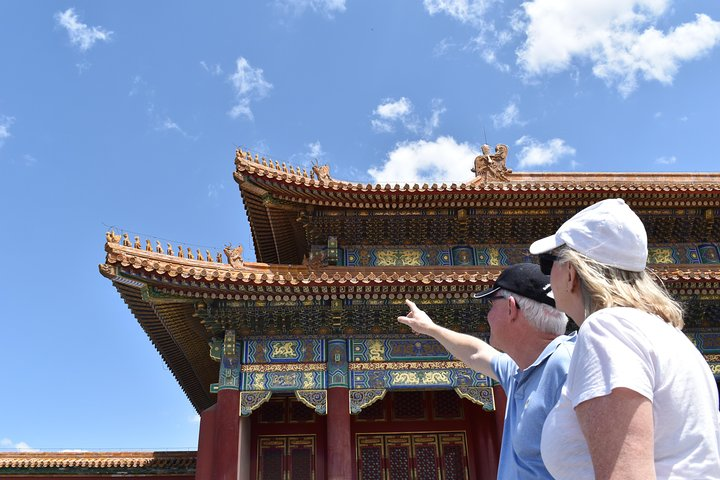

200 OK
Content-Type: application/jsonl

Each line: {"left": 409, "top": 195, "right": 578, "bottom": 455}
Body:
{"left": 258, "top": 435, "right": 315, "bottom": 480}
{"left": 357, "top": 432, "right": 469, "bottom": 480}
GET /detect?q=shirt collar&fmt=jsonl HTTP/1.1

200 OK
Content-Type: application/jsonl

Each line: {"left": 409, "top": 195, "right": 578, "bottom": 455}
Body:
{"left": 520, "top": 331, "right": 577, "bottom": 375}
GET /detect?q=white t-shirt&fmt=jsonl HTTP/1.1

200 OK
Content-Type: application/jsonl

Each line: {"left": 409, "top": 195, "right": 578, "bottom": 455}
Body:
{"left": 541, "top": 307, "right": 720, "bottom": 480}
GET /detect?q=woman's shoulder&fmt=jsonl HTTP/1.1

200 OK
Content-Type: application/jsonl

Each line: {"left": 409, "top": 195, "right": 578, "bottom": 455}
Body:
{"left": 581, "top": 307, "right": 680, "bottom": 347}
{"left": 584, "top": 307, "right": 661, "bottom": 330}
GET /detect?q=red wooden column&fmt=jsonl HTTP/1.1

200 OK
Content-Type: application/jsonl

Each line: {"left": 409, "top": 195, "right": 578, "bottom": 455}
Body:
{"left": 213, "top": 389, "right": 240, "bottom": 480}
{"left": 195, "top": 403, "right": 216, "bottom": 480}
{"left": 238, "top": 415, "right": 251, "bottom": 480}
{"left": 467, "top": 400, "right": 500, "bottom": 480}
{"left": 327, "top": 387, "right": 352, "bottom": 479}
{"left": 201, "top": 329, "right": 242, "bottom": 480}
{"left": 326, "top": 339, "right": 352, "bottom": 480}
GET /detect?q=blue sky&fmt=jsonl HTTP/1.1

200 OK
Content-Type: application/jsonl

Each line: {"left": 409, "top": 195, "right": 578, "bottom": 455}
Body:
{"left": 1, "top": 0, "right": 719, "bottom": 452}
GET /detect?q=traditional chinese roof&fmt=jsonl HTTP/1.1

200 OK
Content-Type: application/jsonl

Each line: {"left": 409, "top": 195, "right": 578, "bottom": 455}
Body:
{"left": 0, "top": 451, "right": 195, "bottom": 476}
{"left": 100, "top": 235, "right": 720, "bottom": 411}
{"left": 233, "top": 148, "right": 720, "bottom": 264}
{"left": 99, "top": 146, "right": 720, "bottom": 411}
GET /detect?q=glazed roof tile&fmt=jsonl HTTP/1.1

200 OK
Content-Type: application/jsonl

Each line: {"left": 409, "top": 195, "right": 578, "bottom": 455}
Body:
{"left": 102, "top": 241, "right": 720, "bottom": 289}
{"left": 0, "top": 451, "right": 195, "bottom": 470}
{"left": 235, "top": 148, "right": 720, "bottom": 194}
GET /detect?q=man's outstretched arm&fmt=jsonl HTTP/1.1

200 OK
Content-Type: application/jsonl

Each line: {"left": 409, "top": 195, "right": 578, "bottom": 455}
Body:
{"left": 397, "top": 299, "right": 499, "bottom": 380}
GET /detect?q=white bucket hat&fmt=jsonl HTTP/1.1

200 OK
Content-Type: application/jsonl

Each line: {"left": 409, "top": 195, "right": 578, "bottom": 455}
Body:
{"left": 529, "top": 198, "right": 648, "bottom": 272}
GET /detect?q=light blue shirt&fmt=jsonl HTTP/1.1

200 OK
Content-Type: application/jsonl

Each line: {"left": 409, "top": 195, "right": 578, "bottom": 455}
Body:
{"left": 491, "top": 333, "right": 576, "bottom": 480}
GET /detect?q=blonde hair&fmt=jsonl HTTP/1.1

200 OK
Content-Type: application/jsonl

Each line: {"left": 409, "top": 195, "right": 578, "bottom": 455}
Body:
{"left": 556, "top": 247, "right": 684, "bottom": 329}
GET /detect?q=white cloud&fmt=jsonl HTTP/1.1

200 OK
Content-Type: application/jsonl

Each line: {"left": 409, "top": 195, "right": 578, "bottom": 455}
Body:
{"left": 467, "top": 18, "right": 514, "bottom": 72}
{"left": 200, "top": 61, "right": 223, "bottom": 76}
{"left": 423, "top": 99, "right": 447, "bottom": 137}
{"left": 189, "top": 414, "right": 201, "bottom": 424}
{"left": 476, "top": 46, "right": 511, "bottom": 72}
{"left": 656, "top": 155, "right": 677, "bottom": 164}
{"left": 375, "top": 98, "right": 413, "bottom": 120}
{"left": 371, "top": 98, "right": 445, "bottom": 137}
{"left": 368, "top": 136, "right": 479, "bottom": 185}
{"left": 1, "top": 438, "right": 38, "bottom": 452}
{"left": 128, "top": 75, "right": 145, "bottom": 97}
{"left": 423, "top": 0, "right": 493, "bottom": 26}
{"left": 370, "top": 119, "right": 394, "bottom": 133}
{"left": 208, "top": 183, "right": 225, "bottom": 199}
{"left": 515, "top": 136, "right": 576, "bottom": 169}
{"left": 76, "top": 60, "right": 91, "bottom": 74}
{"left": 427, "top": 0, "right": 513, "bottom": 71}
{"left": 517, "top": 1, "right": 720, "bottom": 96}
{"left": 156, "top": 117, "right": 196, "bottom": 140}
{"left": 276, "top": 0, "right": 346, "bottom": 18}
{"left": 228, "top": 57, "right": 273, "bottom": 120}
{"left": 0, "top": 115, "right": 13, "bottom": 147}
{"left": 491, "top": 100, "right": 525, "bottom": 128}
{"left": 289, "top": 141, "right": 327, "bottom": 167}
{"left": 307, "top": 141, "right": 325, "bottom": 159}
{"left": 433, "top": 38, "right": 457, "bottom": 57}
{"left": 55, "top": 8, "right": 112, "bottom": 52}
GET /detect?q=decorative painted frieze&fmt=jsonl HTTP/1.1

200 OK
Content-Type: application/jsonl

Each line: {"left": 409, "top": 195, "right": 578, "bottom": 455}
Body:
{"left": 243, "top": 339, "right": 325, "bottom": 363}
{"left": 218, "top": 330, "right": 240, "bottom": 391}
{"left": 240, "top": 391, "right": 272, "bottom": 416}
{"left": 350, "top": 361, "right": 490, "bottom": 390}
{"left": 454, "top": 386, "right": 496, "bottom": 411}
{"left": 243, "top": 370, "right": 326, "bottom": 392}
{"left": 349, "top": 389, "right": 386, "bottom": 414}
{"left": 328, "top": 339, "right": 349, "bottom": 387}
{"left": 295, "top": 390, "right": 327, "bottom": 415}
{"left": 351, "top": 338, "right": 456, "bottom": 362}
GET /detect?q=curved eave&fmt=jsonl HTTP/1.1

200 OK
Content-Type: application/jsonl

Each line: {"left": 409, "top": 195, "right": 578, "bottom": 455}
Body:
{"left": 234, "top": 154, "right": 720, "bottom": 205}
{"left": 234, "top": 165, "right": 720, "bottom": 215}
{"left": 103, "top": 243, "right": 720, "bottom": 293}
{"left": 101, "top": 259, "right": 217, "bottom": 412}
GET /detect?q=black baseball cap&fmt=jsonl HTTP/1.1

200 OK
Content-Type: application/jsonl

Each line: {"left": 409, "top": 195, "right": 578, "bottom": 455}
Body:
{"left": 472, "top": 263, "right": 556, "bottom": 308}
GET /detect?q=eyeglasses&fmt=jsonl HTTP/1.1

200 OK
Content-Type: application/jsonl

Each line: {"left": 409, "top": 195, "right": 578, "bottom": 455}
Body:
{"left": 539, "top": 253, "right": 559, "bottom": 275}
{"left": 484, "top": 294, "right": 521, "bottom": 310}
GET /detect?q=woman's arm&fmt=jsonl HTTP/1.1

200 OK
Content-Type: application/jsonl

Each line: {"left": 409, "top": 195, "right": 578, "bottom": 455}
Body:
{"left": 575, "top": 387, "right": 655, "bottom": 480}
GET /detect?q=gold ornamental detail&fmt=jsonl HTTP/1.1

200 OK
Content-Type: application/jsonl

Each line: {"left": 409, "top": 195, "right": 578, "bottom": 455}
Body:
{"left": 242, "top": 363, "right": 327, "bottom": 373}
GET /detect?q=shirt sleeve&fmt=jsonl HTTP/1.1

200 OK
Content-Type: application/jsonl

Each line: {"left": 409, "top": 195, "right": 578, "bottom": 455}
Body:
{"left": 491, "top": 352, "right": 518, "bottom": 390}
{"left": 567, "top": 310, "right": 655, "bottom": 408}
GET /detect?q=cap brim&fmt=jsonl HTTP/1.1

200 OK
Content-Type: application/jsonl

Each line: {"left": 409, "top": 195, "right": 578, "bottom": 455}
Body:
{"left": 529, "top": 234, "right": 563, "bottom": 255}
{"left": 472, "top": 286, "right": 501, "bottom": 299}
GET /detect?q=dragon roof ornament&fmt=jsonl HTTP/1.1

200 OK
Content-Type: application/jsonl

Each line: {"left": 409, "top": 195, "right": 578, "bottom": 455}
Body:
{"left": 469, "top": 143, "right": 511, "bottom": 184}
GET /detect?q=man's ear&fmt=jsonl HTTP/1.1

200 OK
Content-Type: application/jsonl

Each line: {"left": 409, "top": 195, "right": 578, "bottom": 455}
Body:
{"left": 508, "top": 296, "right": 520, "bottom": 319}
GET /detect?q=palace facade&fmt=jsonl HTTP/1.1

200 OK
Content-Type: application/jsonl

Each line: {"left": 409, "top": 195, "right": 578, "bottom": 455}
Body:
{"left": 3, "top": 145, "right": 719, "bottom": 479}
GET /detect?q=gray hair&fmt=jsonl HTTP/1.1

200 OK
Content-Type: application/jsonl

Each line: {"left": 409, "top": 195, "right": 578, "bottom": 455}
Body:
{"left": 496, "top": 288, "right": 568, "bottom": 336}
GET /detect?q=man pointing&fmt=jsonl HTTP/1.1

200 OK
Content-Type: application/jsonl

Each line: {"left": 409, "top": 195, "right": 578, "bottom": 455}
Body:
{"left": 398, "top": 263, "right": 576, "bottom": 479}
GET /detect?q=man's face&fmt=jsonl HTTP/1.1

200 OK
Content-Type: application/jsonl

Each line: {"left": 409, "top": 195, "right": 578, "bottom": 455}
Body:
{"left": 486, "top": 294, "right": 513, "bottom": 351}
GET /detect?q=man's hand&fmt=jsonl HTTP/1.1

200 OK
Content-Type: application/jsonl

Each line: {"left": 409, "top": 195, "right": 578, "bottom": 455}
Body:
{"left": 397, "top": 299, "right": 436, "bottom": 336}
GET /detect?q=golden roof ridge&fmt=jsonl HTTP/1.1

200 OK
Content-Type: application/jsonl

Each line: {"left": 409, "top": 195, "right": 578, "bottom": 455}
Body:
{"left": 235, "top": 146, "right": 720, "bottom": 193}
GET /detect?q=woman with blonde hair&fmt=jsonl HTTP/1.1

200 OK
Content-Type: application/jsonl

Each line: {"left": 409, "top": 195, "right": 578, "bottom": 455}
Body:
{"left": 531, "top": 198, "right": 720, "bottom": 480}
